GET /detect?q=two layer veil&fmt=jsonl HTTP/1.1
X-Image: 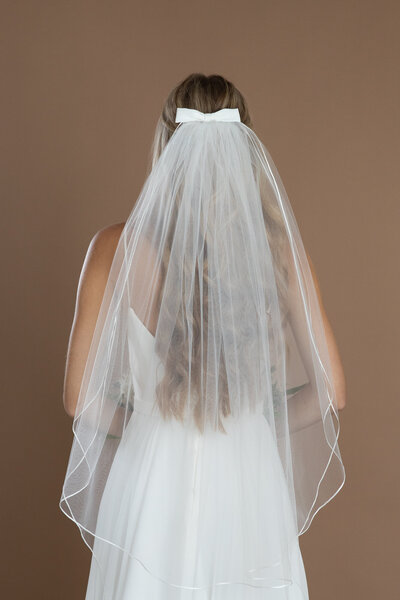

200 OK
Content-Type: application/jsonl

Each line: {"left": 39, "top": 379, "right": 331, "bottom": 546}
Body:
{"left": 59, "top": 107, "right": 345, "bottom": 593}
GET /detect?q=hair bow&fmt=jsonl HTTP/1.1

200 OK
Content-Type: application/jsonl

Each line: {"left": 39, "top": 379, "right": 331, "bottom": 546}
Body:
{"left": 175, "top": 107, "right": 241, "bottom": 123}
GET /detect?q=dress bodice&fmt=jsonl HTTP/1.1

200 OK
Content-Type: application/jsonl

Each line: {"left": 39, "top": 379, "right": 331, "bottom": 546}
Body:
{"left": 127, "top": 306, "right": 164, "bottom": 416}
{"left": 126, "top": 306, "right": 309, "bottom": 418}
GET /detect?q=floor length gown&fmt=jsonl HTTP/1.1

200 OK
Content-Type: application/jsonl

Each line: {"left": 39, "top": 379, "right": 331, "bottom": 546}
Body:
{"left": 84, "top": 306, "right": 310, "bottom": 600}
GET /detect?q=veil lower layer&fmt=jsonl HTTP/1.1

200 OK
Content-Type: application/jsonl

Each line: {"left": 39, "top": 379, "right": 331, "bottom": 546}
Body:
{"left": 60, "top": 120, "right": 345, "bottom": 593}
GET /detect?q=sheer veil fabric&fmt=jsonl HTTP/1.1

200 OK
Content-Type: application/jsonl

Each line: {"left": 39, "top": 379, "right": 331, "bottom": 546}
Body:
{"left": 59, "top": 107, "right": 345, "bottom": 593}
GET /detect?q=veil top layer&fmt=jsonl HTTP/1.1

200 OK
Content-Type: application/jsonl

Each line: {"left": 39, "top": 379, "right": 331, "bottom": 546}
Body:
{"left": 59, "top": 108, "right": 345, "bottom": 592}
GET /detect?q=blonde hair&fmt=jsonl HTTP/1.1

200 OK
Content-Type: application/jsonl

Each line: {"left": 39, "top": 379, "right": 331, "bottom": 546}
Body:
{"left": 150, "top": 73, "right": 289, "bottom": 433}
{"left": 149, "top": 73, "right": 253, "bottom": 170}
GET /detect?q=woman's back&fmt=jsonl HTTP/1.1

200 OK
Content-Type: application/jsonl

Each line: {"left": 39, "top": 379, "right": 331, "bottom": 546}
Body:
{"left": 60, "top": 73, "right": 346, "bottom": 599}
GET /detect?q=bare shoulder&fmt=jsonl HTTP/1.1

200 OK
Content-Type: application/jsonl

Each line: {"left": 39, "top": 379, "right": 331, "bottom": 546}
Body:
{"left": 86, "top": 221, "right": 126, "bottom": 270}
{"left": 304, "top": 250, "right": 323, "bottom": 306}
{"left": 75, "top": 222, "right": 126, "bottom": 311}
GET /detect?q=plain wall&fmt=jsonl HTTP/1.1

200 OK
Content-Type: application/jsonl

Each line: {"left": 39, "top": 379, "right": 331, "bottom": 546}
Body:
{"left": 1, "top": 1, "right": 399, "bottom": 597}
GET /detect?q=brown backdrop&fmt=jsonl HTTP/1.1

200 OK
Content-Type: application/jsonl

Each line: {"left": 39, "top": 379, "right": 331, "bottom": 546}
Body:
{"left": 2, "top": 1, "right": 399, "bottom": 598}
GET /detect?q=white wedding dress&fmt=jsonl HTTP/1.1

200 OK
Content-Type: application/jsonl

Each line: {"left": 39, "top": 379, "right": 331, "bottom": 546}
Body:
{"left": 84, "top": 306, "right": 310, "bottom": 600}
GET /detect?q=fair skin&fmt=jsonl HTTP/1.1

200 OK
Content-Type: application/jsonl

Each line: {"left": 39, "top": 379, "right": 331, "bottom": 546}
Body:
{"left": 63, "top": 223, "right": 346, "bottom": 418}
{"left": 63, "top": 222, "right": 125, "bottom": 418}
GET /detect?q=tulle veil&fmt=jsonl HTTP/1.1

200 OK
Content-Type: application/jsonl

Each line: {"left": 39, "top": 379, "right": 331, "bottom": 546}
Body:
{"left": 59, "top": 106, "right": 345, "bottom": 592}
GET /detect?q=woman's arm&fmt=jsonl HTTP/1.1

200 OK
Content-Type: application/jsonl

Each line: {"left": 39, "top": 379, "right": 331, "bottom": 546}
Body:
{"left": 62, "top": 222, "right": 125, "bottom": 418}
{"left": 280, "top": 248, "right": 346, "bottom": 435}
{"left": 287, "top": 248, "right": 346, "bottom": 413}
{"left": 305, "top": 251, "right": 346, "bottom": 410}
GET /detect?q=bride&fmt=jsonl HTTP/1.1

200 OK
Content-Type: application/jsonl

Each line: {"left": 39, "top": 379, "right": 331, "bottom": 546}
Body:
{"left": 60, "top": 73, "right": 346, "bottom": 599}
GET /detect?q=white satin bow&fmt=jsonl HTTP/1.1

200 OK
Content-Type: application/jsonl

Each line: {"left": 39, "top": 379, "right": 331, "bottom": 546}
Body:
{"left": 175, "top": 107, "right": 241, "bottom": 123}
